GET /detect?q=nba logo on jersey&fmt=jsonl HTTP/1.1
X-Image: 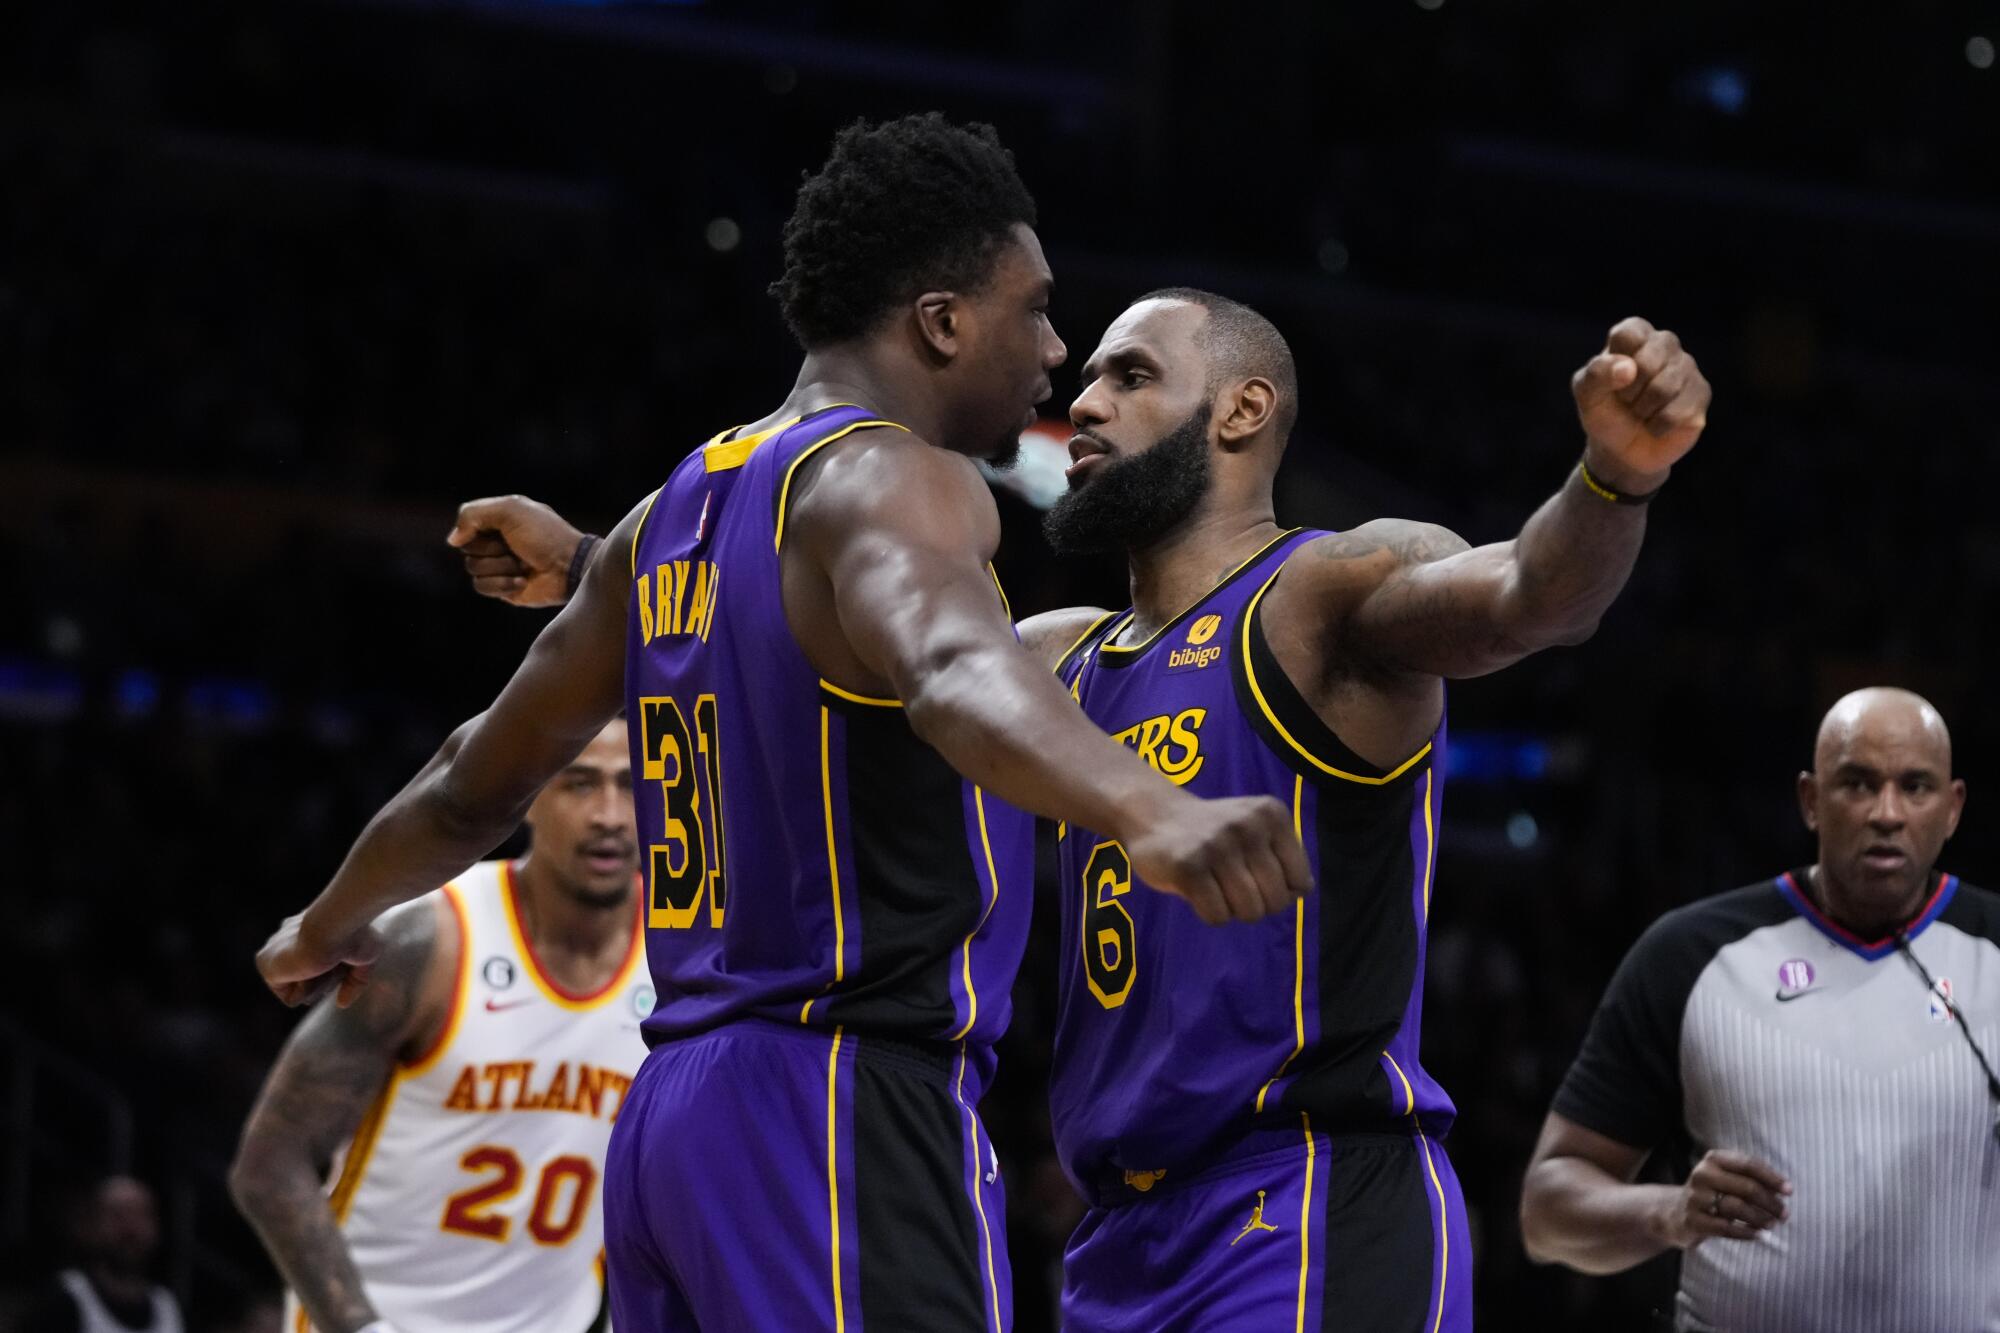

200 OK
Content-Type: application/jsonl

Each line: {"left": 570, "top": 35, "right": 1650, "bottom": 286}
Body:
{"left": 1928, "top": 976, "right": 1955, "bottom": 1023}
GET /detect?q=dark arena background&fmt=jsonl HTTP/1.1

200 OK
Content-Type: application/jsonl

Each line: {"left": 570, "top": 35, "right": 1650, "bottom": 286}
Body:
{"left": 4, "top": 3, "right": 1997, "bottom": 1329}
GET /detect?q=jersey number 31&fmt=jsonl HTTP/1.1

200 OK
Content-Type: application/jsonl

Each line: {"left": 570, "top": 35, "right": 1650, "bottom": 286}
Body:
{"left": 639, "top": 694, "right": 727, "bottom": 929}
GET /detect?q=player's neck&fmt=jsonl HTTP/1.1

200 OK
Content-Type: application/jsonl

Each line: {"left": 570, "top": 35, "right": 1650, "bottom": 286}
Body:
{"left": 1805, "top": 861, "right": 1935, "bottom": 941}
{"left": 768, "top": 349, "right": 946, "bottom": 444}
{"left": 512, "top": 853, "right": 633, "bottom": 963}
{"left": 1122, "top": 503, "right": 1282, "bottom": 641}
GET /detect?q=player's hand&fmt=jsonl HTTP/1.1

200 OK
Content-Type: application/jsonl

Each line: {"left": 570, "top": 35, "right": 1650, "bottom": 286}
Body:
{"left": 1571, "top": 317, "right": 1710, "bottom": 492}
{"left": 256, "top": 911, "right": 386, "bottom": 1010}
{"left": 447, "top": 495, "right": 589, "bottom": 608}
{"left": 1658, "top": 1149, "right": 1791, "bottom": 1250}
{"left": 1122, "top": 794, "right": 1313, "bottom": 925}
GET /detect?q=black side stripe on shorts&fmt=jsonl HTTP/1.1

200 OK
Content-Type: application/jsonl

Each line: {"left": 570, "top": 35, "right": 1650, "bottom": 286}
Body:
{"left": 1319, "top": 1137, "right": 1435, "bottom": 1333}
{"left": 854, "top": 1045, "right": 987, "bottom": 1331}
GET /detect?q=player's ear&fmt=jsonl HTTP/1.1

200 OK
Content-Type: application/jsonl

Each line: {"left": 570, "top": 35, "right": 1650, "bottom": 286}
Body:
{"left": 1796, "top": 770, "right": 1819, "bottom": 832}
{"left": 1946, "top": 777, "right": 1967, "bottom": 839}
{"left": 914, "top": 291, "right": 960, "bottom": 362}
{"left": 1216, "top": 377, "right": 1277, "bottom": 450}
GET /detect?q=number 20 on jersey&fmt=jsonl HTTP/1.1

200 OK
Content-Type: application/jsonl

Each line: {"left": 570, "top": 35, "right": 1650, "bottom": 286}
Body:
{"left": 639, "top": 694, "right": 727, "bottom": 929}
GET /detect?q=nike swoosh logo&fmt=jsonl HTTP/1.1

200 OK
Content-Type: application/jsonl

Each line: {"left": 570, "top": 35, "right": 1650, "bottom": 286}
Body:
{"left": 1774, "top": 989, "right": 1821, "bottom": 1002}
{"left": 485, "top": 997, "right": 537, "bottom": 1012}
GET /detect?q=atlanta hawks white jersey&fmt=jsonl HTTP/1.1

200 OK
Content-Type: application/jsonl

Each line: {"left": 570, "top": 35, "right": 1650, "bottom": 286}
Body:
{"left": 287, "top": 859, "right": 650, "bottom": 1333}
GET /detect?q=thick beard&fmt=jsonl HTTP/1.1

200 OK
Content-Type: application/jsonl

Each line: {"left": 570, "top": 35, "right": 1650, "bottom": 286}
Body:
{"left": 1041, "top": 405, "right": 1211, "bottom": 556}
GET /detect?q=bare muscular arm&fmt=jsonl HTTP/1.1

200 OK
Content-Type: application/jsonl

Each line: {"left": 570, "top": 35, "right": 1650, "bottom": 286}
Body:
{"left": 1270, "top": 317, "right": 1710, "bottom": 684}
{"left": 441, "top": 496, "right": 1116, "bottom": 681}
{"left": 257, "top": 498, "right": 642, "bottom": 1006}
{"left": 791, "top": 430, "right": 1308, "bottom": 923}
{"left": 231, "top": 896, "right": 455, "bottom": 1333}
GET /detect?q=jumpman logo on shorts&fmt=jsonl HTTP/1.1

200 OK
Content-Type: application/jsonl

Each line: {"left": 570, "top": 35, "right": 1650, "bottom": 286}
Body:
{"left": 1230, "top": 1190, "right": 1281, "bottom": 1245}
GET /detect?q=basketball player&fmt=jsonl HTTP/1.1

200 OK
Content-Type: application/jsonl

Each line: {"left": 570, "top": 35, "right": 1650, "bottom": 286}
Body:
{"left": 230, "top": 720, "right": 645, "bottom": 1333}
{"left": 1028, "top": 293, "right": 1706, "bottom": 1332}
{"left": 255, "top": 116, "right": 1307, "bottom": 1332}
{"left": 447, "top": 291, "right": 1710, "bottom": 1330}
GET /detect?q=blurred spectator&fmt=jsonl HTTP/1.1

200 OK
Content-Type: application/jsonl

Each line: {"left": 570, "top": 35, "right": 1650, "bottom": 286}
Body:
{"left": 15, "top": 1177, "right": 184, "bottom": 1333}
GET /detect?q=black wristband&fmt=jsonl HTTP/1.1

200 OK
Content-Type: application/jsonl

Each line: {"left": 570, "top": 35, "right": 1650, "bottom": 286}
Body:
{"left": 1577, "top": 456, "right": 1664, "bottom": 505}
{"left": 565, "top": 533, "right": 602, "bottom": 598}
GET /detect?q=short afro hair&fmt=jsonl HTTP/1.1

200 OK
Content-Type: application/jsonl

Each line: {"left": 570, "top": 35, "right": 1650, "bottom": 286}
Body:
{"left": 1137, "top": 287, "right": 1299, "bottom": 438}
{"left": 770, "top": 114, "right": 1039, "bottom": 349}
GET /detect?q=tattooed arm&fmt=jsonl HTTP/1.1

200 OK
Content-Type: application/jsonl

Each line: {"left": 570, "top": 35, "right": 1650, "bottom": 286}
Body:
{"left": 230, "top": 894, "right": 457, "bottom": 1333}
{"left": 1271, "top": 317, "right": 1711, "bottom": 682}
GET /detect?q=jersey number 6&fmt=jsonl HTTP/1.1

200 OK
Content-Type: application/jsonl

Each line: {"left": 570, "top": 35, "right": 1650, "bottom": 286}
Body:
{"left": 1082, "top": 841, "right": 1137, "bottom": 1008}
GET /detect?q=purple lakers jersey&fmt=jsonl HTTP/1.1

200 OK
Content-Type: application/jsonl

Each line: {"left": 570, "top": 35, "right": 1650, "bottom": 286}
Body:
{"left": 1049, "top": 529, "right": 1454, "bottom": 1199}
{"left": 623, "top": 404, "right": 1033, "bottom": 1052}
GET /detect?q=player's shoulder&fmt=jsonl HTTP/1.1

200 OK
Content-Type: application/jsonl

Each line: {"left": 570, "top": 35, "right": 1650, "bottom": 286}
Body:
{"left": 377, "top": 863, "right": 502, "bottom": 972}
{"left": 808, "top": 421, "right": 982, "bottom": 494}
{"left": 790, "top": 426, "right": 998, "bottom": 553}
{"left": 1294, "top": 519, "right": 1471, "bottom": 570}
{"left": 1017, "top": 606, "right": 1117, "bottom": 673}
{"left": 440, "top": 857, "right": 508, "bottom": 905}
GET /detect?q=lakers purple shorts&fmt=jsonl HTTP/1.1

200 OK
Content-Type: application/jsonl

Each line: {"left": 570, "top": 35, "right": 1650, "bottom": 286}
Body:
{"left": 1061, "top": 1125, "right": 1471, "bottom": 1333}
{"left": 603, "top": 1020, "right": 1011, "bottom": 1332}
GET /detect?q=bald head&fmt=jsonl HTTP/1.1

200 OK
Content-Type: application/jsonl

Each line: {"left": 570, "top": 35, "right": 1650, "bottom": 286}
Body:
{"left": 1799, "top": 686, "right": 1964, "bottom": 937}
{"left": 1814, "top": 687, "right": 1952, "bottom": 776}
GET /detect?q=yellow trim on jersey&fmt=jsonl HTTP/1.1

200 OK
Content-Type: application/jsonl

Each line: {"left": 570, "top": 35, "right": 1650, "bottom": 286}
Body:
{"left": 498, "top": 862, "right": 646, "bottom": 1013}
{"left": 1097, "top": 528, "right": 1300, "bottom": 658}
{"left": 773, "top": 418, "right": 911, "bottom": 551}
{"left": 948, "top": 788, "right": 1004, "bottom": 1042}
{"left": 1240, "top": 569, "right": 1433, "bottom": 785}
{"left": 628, "top": 487, "right": 662, "bottom": 578}
{"left": 1051, "top": 625, "right": 1110, "bottom": 843}
{"left": 402, "top": 884, "right": 472, "bottom": 1076}
{"left": 1294, "top": 1114, "right": 1317, "bottom": 1333}
{"left": 802, "top": 706, "right": 848, "bottom": 1024}
{"left": 826, "top": 1027, "right": 848, "bottom": 1333}
{"left": 1255, "top": 776, "right": 1309, "bottom": 1114}
{"left": 988, "top": 564, "right": 1012, "bottom": 619}
{"left": 702, "top": 414, "right": 803, "bottom": 473}
{"left": 954, "top": 1046, "right": 1006, "bottom": 1331}
{"left": 1418, "top": 1132, "right": 1450, "bottom": 1333}
{"left": 1049, "top": 610, "right": 1118, "bottom": 678}
{"left": 704, "top": 404, "right": 871, "bottom": 473}
{"left": 328, "top": 1077, "right": 400, "bottom": 1224}
{"left": 819, "top": 679, "right": 902, "bottom": 708}
{"left": 1384, "top": 1050, "right": 1416, "bottom": 1115}
{"left": 1420, "top": 768, "right": 1437, "bottom": 920}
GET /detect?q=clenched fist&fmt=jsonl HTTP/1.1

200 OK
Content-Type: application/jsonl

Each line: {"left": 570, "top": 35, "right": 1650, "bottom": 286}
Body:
{"left": 1571, "top": 317, "right": 1711, "bottom": 493}
{"left": 1123, "top": 792, "right": 1314, "bottom": 925}
{"left": 448, "top": 494, "right": 592, "bottom": 608}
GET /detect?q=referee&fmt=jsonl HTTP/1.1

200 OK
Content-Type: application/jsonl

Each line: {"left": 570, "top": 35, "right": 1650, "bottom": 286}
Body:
{"left": 1520, "top": 687, "right": 2000, "bottom": 1332}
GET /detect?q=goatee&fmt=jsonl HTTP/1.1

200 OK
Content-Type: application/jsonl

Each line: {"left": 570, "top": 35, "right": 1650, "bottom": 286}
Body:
{"left": 1042, "top": 405, "right": 1211, "bottom": 556}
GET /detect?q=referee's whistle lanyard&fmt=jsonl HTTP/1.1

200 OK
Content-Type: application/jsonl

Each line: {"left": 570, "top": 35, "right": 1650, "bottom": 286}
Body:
{"left": 1890, "top": 929, "right": 2000, "bottom": 1147}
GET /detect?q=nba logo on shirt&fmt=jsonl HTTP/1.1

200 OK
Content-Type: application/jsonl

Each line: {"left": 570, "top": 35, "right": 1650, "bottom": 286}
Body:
{"left": 1928, "top": 976, "right": 1955, "bottom": 1023}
